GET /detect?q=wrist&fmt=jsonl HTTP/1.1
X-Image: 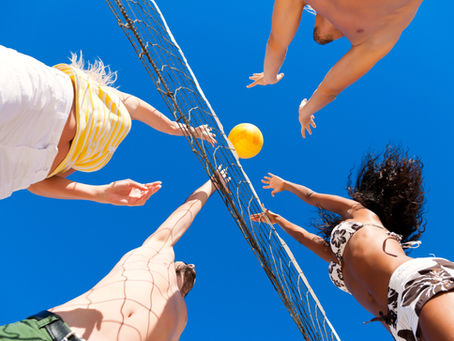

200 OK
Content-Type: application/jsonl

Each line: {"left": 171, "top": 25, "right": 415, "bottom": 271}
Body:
{"left": 172, "top": 122, "right": 184, "bottom": 136}
{"left": 282, "top": 180, "right": 289, "bottom": 192}
{"left": 263, "top": 73, "right": 277, "bottom": 83}
{"left": 94, "top": 184, "right": 109, "bottom": 203}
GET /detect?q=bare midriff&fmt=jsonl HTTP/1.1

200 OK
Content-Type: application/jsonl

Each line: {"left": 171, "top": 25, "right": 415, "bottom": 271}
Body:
{"left": 47, "top": 84, "right": 77, "bottom": 176}
{"left": 341, "top": 226, "right": 412, "bottom": 317}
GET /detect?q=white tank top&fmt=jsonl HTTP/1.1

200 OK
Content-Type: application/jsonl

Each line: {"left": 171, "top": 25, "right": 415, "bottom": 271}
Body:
{"left": 0, "top": 45, "right": 74, "bottom": 199}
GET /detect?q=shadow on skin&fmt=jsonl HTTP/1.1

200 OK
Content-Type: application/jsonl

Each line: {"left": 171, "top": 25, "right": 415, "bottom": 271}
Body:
{"left": 56, "top": 308, "right": 103, "bottom": 340}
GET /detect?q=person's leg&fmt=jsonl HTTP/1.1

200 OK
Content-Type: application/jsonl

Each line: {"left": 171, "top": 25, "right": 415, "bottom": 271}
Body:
{"left": 313, "top": 14, "right": 344, "bottom": 45}
{"left": 419, "top": 291, "right": 454, "bottom": 341}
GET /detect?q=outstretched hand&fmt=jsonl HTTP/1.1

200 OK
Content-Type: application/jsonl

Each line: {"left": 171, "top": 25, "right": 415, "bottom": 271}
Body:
{"left": 192, "top": 124, "right": 217, "bottom": 146}
{"left": 211, "top": 165, "right": 231, "bottom": 193}
{"left": 261, "top": 173, "right": 286, "bottom": 197}
{"left": 247, "top": 72, "right": 284, "bottom": 88}
{"left": 250, "top": 204, "right": 280, "bottom": 225}
{"left": 299, "top": 99, "right": 316, "bottom": 138}
{"left": 102, "top": 179, "right": 162, "bottom": 206}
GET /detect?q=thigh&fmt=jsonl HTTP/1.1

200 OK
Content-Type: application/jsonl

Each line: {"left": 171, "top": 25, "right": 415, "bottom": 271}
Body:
{"left": 419, "top": 291, "right": 454, "bottom": 341}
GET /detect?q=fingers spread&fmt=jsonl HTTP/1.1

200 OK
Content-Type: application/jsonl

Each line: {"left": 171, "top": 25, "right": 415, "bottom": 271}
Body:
{"left": 246, "top": 80, "right": 259, "bottom": 88}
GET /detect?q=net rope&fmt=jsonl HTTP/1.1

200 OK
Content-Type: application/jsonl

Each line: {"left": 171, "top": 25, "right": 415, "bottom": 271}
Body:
{"left": 105, "top": 1, "right": 340, "bottom": 339}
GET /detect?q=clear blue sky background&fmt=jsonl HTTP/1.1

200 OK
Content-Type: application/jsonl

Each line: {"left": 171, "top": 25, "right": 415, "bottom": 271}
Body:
{"left": 0, "top": 1, "right": 452, "bottom": 340}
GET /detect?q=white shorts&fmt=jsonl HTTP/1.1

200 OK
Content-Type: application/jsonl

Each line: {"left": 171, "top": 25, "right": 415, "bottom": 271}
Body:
{"left": 386, "top": 257, "right": 454, "bottom": 340}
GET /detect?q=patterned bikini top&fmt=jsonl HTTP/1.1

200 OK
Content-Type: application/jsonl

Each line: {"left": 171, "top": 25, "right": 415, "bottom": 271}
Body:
{"left": 328, "top": 221, "right": 421, "bottom": 294}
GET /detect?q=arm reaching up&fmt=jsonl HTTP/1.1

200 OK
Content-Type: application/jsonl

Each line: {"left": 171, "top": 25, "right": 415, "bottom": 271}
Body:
{"left": 147, "top": 167, "right": 230, "bottom": 247}
{"left": 251, "top": 207, "right": 336, "bottom": 263}
{"left": 113, "top": 89, "right": 217, "bottom": 146}
{"left": 299, "top": 34, "right": 400, "bottom": 138}
{"left": 247, "top": 0, "right": 306, "bottom": 88}
{"left": 261, "top": 173, "right": 381, "bottom": 223}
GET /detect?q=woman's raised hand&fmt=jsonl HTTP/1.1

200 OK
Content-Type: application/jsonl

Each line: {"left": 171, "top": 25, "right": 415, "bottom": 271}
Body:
{"left": 102, "top": 179, "right": 162, "bottom": 206}
{"left": 247, "top": 72, "right": 284, "bottom": 88}
{"left": 261, "top": 173, "right": 286, "bottom": 197}
{"left": 250, "top": 204, "right": 280, "bottom": 225}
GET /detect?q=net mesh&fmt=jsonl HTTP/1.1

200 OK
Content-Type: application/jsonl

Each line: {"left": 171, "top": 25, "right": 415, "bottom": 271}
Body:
{"left": 105, "top": 1, "right": 340, "bottom": 339}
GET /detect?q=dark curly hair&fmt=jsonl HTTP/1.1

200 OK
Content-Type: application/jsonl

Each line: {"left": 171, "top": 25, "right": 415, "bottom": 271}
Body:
{"left": 314, "top": 145, "right": 425, "bottom": 244}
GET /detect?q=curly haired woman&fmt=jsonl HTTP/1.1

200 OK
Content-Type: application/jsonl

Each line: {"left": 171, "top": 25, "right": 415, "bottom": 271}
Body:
{"left": 0, "top": 45, "right": 215, "bottom": 205}
{"left": 252, "top": 146, "right": 454, "bottom": 341}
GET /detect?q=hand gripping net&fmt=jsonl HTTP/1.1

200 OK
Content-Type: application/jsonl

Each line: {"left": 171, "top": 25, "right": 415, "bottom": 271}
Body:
{"left": 106, "top": 1, "right": 340, "bottom": 339}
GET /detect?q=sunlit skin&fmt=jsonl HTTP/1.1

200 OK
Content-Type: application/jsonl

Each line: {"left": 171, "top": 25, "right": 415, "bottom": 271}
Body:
{"left": 247, "top": 0, "right": 423, "bottom": 138}
{"left": 27, "top": 81, "right": 217, "bottom": 206}
{"left": 50, "top": 172, "right": 229, "bottom": 341}
{"left": 251, "top": 173, "right": 454, "bottom": 340}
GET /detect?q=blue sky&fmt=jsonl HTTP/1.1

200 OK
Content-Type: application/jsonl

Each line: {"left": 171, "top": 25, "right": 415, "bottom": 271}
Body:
{"left": 0, "top": 1, "right": 452, "bottom": 340}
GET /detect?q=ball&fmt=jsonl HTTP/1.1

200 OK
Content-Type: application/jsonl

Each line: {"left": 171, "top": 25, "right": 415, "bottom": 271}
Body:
{"left": 228, "top": 123, "right": 263, "bottom": 159}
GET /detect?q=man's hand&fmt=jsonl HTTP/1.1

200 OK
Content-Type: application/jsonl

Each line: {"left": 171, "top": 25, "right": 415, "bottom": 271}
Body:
{"left": 299, "top": 99, "right": 316, "bottom": 138}
{"left": 101, "top": 179, "right": 162, "bottom": 206}
{"left": 261, "top": 173, "right": 286, "bottom": 197}
{"left": 211, "top": 165, "right": 231, "bottom": 193}
{"left": 247, "top": 72, "right": 284, "bottom": 88}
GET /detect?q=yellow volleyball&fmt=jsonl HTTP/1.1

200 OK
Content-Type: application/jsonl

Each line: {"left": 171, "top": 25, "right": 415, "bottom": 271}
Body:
{"left": 228, "top": 123, "right": 264, "bottom": 159}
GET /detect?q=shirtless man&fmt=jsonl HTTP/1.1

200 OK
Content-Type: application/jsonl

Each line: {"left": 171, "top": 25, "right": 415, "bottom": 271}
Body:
{"left": 247, "top": 0, "right": 423, "bottom": 138}
{"left": 0, "top": 173, "right": 226, "bottom": 341}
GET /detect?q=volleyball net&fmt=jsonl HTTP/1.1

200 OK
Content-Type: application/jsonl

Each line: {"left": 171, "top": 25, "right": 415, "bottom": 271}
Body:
{"left": 106, "top": 1, "right": 340, "bottom": 339}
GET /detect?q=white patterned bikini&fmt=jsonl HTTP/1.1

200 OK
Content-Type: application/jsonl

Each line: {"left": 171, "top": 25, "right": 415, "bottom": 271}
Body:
{"left": 327, "top": 221, "right": 454, "bottom": 341}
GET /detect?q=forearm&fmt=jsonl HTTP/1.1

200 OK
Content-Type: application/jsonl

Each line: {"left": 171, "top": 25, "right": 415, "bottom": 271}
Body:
{"left": 274, "top": 214, "right": 333, "bottom": 262}
{"left": 119, "top": 92, "right": 181, "bottom": 136}
{"left": 302, "top": 39, "right": 397, "bottom": 117}
{"left": 263, "top": 0, "right": 304, "bottom": 81}
{"left": 282, "top": 180, "right": 317, "bottom": 205}
{"left": 28, "top": 177, "right": 104, "bottom": 202}
{"left": 151, "top": 179, "right": 216, "bottom": 246}
{"left": 263, "top": 38, "right": 287, "bottom": 81}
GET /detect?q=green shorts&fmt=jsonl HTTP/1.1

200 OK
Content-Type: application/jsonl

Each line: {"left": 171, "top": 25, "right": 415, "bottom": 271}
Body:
{"left": 0, "top": 312, "right": 72, "bottom": 341}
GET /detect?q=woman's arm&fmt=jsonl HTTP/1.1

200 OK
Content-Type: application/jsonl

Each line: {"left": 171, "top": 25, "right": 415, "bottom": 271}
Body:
{"left": 251, "top": 208, "right": 336, "bottom": 262}
{"left": 262, "top": 173, "right": 377, "bottom": 221}
{"left": 113, "top": 90, "right": 216, "bottom": 145}
{"left": 247, "top": 0, "right": 306, "bottom": 87}
{"left": 28, "top": 176, "right": 161, "bottom": 206}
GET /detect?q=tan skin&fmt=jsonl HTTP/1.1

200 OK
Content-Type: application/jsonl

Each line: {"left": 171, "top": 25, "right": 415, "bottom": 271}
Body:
{"left": 49, "top": 172, "right": 228, "bottom": 341}
{"left": 247, "top": 0, "right": 423, "bottom": 138}
{"left": 251, "top": 173, "right": 454, "bottom": 340}
{"left": 27, "top": 82, "right": 216, "bottom": 206}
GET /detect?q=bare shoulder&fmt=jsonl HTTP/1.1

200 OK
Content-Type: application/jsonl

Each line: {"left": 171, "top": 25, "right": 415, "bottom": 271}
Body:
{"left": 349, "top": 206, "right": 383, "bottom": 226}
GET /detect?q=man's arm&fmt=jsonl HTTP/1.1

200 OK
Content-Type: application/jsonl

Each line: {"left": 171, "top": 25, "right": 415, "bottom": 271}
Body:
{"left": 248, "top": 0, "right": 305, "bottom": 87}
{"left": 145, "top": 179, "right": 217, "bottom": 247}
{"left": 299, "top": 34, "right": 401, "bottom": 136}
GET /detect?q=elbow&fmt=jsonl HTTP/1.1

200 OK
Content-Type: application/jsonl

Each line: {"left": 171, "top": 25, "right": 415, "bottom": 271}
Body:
{"left": 315, "top": 85, "right": 340, "bottom": 102}
{"left": 122, "top": 95, "right": 141, "bottom": 120}
{"left": 267, "top": 34, "right": 287, "bottom": 56}
{"left": 305, "top": 190, "right": 318, "bottom": 204}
